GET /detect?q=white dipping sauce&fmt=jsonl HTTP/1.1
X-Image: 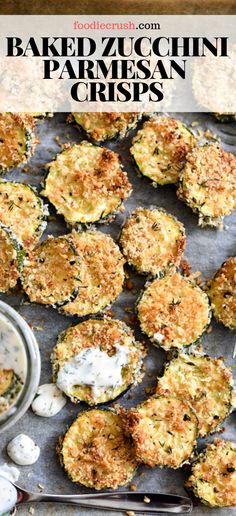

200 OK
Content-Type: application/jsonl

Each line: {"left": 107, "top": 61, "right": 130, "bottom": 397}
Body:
{"left": 0, "top": 464, "right": 20, "bottom": 483}
{"left": 0, "top": 476, "right": 17, "bottom": 516}
{"left": 7, "top": 434, "right": 40, "bottom": 466}
{"left": 31, "top": 383, "right": 66, "bottom": 417}
{"left": 0, "top": 313, "right": 27, "bottom": 415}
{"left": 0, "top": 313, "right": 27, "bottom": 380}
{"left": 56, "top": 345, "right": 129, "bottom": 398}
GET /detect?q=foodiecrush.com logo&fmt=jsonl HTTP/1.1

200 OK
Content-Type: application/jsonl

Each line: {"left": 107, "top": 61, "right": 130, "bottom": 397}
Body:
{"left": 72, "top": 19, "right": 161, "bottom": 30}
{"left": 0, "top": 15, "right": 235, "bottom": 113}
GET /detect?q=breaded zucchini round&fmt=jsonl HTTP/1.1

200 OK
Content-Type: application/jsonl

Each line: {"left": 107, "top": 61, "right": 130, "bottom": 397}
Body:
{"left": 52, "top": 318, "right": 146, "bottom": 405}
{"left": 119, "top": 207, "right": 185, "bottom": 276}
{"left": 177, "top": 145, "right": 236, "bottom": 227}
{"left": 0, "top": 181, "right": 48, "bottom": 247}
{"left": 61, "top": 230, "right": 125, "bottom": 317}
{"left": 186, "top": 439, "right": 236, "bottom": 507}
{"left": 0, "top": 113, "right": 36, "bottom": 172}
{"left": 0, "top": 225, "right": 21, "bottom": 292}
{"left": 25, "top": 112, "right": 53, "bottom": 119}
{"left": 21, "top": 236, "right": 80, "bottom": 307}
{"left": 156, "top": 353, "right": 234, "bottom": 437}
{"left": 130, "top": 117, "right": 196, "bottom": 186}
{"left": 72, "top": 112, "right": 140, "bottom": 142}
{"left": 57, "top": 409, "right": 138, "bottom": 489}
{"left": 0, "top": 369, "right": 23, "bottom": 415}
{"left": 124, "top": 396, "right": 198, "bottom": 468}
{"left": 42, "top": 141, "right": 132, "bottom": 225}
{"left": 214, "top": 113, "right": 236, "bottom": 123}
{"left": 137, "top": 273, "right": 211, "bottom": 351}
{"left": 207, "top": 257, "right": 236, "bottom": 329}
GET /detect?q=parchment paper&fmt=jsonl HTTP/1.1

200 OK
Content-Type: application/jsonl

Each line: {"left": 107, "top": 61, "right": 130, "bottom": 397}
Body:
{"left": 0, "top": 113, "right": 235, "bottom": 516}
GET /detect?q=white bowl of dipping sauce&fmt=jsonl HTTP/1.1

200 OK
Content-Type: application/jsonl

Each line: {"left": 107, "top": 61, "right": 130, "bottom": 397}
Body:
{"left": 0, "top": 301, "right": 41, "bottom": 433}
{"left": 0, "top": 476, "right": 17, "bottom": 515}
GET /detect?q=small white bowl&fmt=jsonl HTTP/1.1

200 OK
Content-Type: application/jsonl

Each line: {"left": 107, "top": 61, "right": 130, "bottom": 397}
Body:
{"left": 0, "top": 300, "right": 41, "bottom": 433}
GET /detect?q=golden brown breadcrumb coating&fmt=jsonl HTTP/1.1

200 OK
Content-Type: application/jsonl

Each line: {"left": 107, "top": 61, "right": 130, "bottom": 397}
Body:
{"left": 72, "top": 112, "right": 140, "bottom": 141}
{"left": 207, "top": 257, "right": 236, "bottom": 329}
{"left": 156, "top": 353, "right": 234, "bottom": 437}
{"left": 137, "top": 272, "right": 211, "bottom": 351}
{"left": 186, "top": 439, "right": 236, "bottom": 507}
{"left": 57, "top": 409, "right": 138, "bottom": 489}
{"left": 62, "top": 230, "right": 124, "bottom": 317}
{"left": 177, "top": 145, "right": 236, "bottom": 227}
{"left": 123, "top": 395, "right": 198, "bottom": 468}
{"left": 120, "top": 207, "right": 185, "bottom": 276}
{"left": 130, "top": 117, "right": 196, "bottom": 185}
{"left": 52, "top": 317, "right": 146, "bottom": 405}
{"left": 42, "top": 141, "right": 132, "bottom": 225}
{"left": 21, "top": 235, "right": 80, "bottom": 306}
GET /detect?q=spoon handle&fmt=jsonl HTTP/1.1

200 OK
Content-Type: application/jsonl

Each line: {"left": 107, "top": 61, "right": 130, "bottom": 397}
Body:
{"left": 17, "top": 490, "right": 192, "bottom": 513}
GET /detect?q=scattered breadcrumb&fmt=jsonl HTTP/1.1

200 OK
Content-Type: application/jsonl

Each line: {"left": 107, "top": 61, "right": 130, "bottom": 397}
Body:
{"left": 217, "top": 426, "right": 225, "bottom": 434}
{"left": 144, "top": 496, "right": 151, "bottom": 503}
{"left": 196, "top": 343, "right": 204, "bottom": 353}
{"left": 105, "top": 308, "right": 114, "bottom": 318}
{"left": 125, "top": 279, "right": 134, "bottom": 290}
{"left": 67, "top": 114, "right": 73, "bottom": 123}
{"left": 125, "top": 307, "right": 133, "bottom": 313}
{"left": 145, "top": 387, "right": 154, "bottom": 395}
{"left": 128, "top": 315, "right": 138, "bottom": 325}
{"left": 180, "top": 258, "right": 191, "bottom": 277}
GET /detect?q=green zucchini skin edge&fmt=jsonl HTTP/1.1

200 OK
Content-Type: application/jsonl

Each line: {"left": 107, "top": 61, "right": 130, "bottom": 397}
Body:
{"left": 0, "top": 180, "right": 49, "bottom": 245}
{"left": 136, "top": 277, "right": 212, "bottom": 351}
{"left": 0, "top": 370, "right": 23, "bottom": 406}
{"left": 58, "top": 228, "right": 126, "bottom": 318}
{"left": 71, "top": 113, "right": 143, "bottom": 144}
{"left": 118, "top": 205, "right": 186, "bottom": 278}
{"left": 156, "top": 350, "right": 235, "bottom": 435}
{"left": 59, "top": 274, "right": 126, "bottom": 318}
{"left": 178, "top": 179, "right": 224, "bottom": 228}
{"left": 207, "top": 257, "right": 236, "bottom": 329}
{"left": 51, "top": 318, "right": 146, "bottom": 405}
{"left": 130, "top": 122, "right": 195, "bottom": 187}
{"left": 0, "top": 222, "right": 25, "bottom": 274}
{"left": 125, "top": 395, "right": 199, "bottom": 469}
{"left": 56, "top": 406, "right": 138, "bottom": 486}
{"left": 0, "top": 121, "right": 35, "bottom": 173}
{"left": 24, "top": 183, "right": 49, "bottom": 241}
{"left": 21, "top": 236, "right": 81, "bottom": 310}
{"left": 41, "top": 158, "right": 131, "bottom": 228}
{"left": 185, "top": 441, "right": 236, "bottom": 507}
{"left": 177, "top": 143, "right": 233, "bottom": 228}
{"left": 213, "top": 113, "right": 236, "bottom": 123}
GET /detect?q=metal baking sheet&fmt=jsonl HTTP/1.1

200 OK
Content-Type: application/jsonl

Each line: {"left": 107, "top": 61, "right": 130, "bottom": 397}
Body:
{"left": 0, "top": 113, "right": 236, "bottom": 516}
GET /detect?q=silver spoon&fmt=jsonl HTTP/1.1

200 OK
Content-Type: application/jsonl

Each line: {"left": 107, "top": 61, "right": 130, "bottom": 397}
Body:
{"left": 1, "top": 477, "right": 193, "bottom": 514}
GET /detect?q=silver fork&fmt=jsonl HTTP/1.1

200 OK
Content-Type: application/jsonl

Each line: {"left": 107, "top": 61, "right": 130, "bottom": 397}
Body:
{"left": 15, "top": 483, "right": 192, "bottom": 513}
